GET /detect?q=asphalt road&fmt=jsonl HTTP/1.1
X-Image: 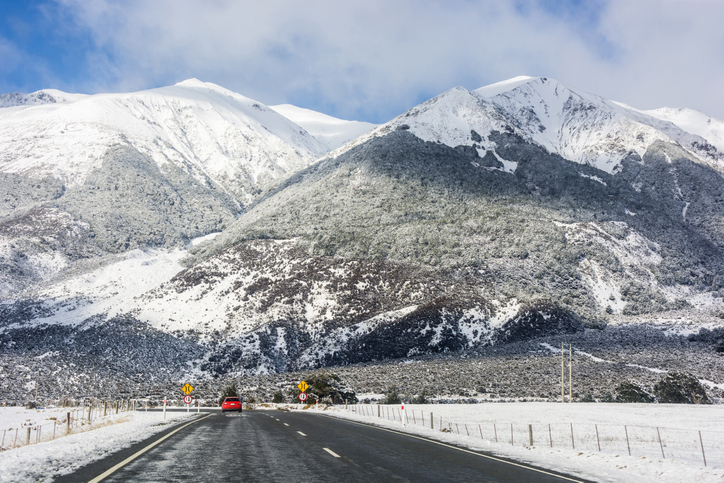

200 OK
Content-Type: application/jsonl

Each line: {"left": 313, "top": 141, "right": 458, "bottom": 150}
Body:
{"left": 57, "top": 409, "right": 586, "bottom": 482}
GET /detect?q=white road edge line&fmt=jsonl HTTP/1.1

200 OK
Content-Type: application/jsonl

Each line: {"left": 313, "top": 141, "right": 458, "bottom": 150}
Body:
{"left": 88, "top": 414, "right": 213, "bottom": 483}
{"left": 325, "top": 416, "right": 585, "bottom": 483}
{"left": 323, "top": 447, "right": 341, "bottom": 458}
{"left": 297, "top": 431, "right": 307, "bottom": 436}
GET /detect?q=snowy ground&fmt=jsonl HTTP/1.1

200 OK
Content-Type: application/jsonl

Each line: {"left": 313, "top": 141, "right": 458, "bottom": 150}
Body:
{"left": 0, "top": 407, "right": 199, "bottom": 482}
{"left": 292, "top": 402, "right": 724, "bottom": 483}
{"left": 1, "top": 403, "right": 722, "bottom": 482}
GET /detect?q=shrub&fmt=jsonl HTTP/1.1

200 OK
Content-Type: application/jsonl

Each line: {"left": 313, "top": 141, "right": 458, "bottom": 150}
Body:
{"left": 381, "top": 386, "right": 402, "bottom": 405}
{"left": 653, "top": 372, "right": 711, "bottom": 404}
{"left": 615, "top": 381, "right": 653, "bottom": 403}
{"left": 272, "top": 391, "right": 284, "bottom": 403}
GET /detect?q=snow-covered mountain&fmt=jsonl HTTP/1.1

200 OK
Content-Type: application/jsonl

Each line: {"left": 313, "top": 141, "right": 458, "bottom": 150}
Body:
{"left": 270, "top": 104, "right": 376, "bottom": 151}
{"left": 0, "top": 79, "right": 325, "bottom": 205}
{"left": 3, "top": 76, "right": 724, "bottom": 396}
{"left": 339, "top": 76, "right": 723, "bottom": 174}
{"left": 0, "top": 80, "right": 344, "bottom": 295}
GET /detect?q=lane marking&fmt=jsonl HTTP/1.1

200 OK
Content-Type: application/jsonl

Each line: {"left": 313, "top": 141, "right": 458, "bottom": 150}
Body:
{"left": 284, "top": 423, "right": 290, "bottom": 426}
{"left": 297, "top": 431, "right": 307, "bottom": 436}
{"left": 323, "top": 447, "right": 341, "bottom": 458}
{"left": 275, "top": 418, "right": 280, "bottom": 421}
{"left": 88, "top": 414, "right": 213, "bottom": 483}
{"left": 324, "top": 416, "right": 585, "bottom": 483}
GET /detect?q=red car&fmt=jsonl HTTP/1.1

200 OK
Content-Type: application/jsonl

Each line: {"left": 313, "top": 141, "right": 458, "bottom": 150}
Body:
{"left": 222, "top": 397, "right": 242, "bottom": 413}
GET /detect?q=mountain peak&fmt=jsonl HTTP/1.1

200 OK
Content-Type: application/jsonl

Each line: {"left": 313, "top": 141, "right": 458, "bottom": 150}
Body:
{"left": 174, "top": 78, "right": 210, "bottom": 88}
{"left": 473, "top": 75, "right": 538, "bottom": 97}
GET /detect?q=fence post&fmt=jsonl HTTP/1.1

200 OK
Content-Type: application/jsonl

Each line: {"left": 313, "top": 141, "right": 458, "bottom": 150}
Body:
{"left": 494, "top": 423, "right": 498, "bottom": 443}
{"left": 378, "top": 405, "right": 380, "bottom": 418}
{"left": 625, "top": 426, "right": 631, "bottom": 456}
{"left": 549, "top": 424, "right": 553, "bottom": 447}
{"left": 570, "top": 423, "right": 575, "bottom": 449}
{"left": 529, "top": 424, "right": 534, "bottom": 446}
{"left": 479, "top": 424, "right": 483, "bottom": 439}
{"left": 67, "top": 413, "right": 71, "bottom": 435}
{"left": 465, "top": 424, "right": 469, "bottom": 436}
{"left": 14, "top": 428, "right": 18, "bottom": 448}
{"left": 1, "top": 429, "right": 5, "bottom": 449}
{"left": 431, "top": 413, "right": 434, "bottom": 430}
{"left": 511, "top": 423, "right": 514, "bottom": 446}
{"left": 699, "top": 431, "right": 707, "bottom": 467}
{"left": 37, "top": 426, "right": 41, "bottom": 443}
{"left": 595, "top": 424, "right": 600, "bottom": 451}
{"left": 26, "top": 427, "right": 31, "bottom": 446}
{"left": 53, "top": 422, "right": 56, "bottom": 441}
{"left": 657, "top": 427, "right": 665, "bottom": 459}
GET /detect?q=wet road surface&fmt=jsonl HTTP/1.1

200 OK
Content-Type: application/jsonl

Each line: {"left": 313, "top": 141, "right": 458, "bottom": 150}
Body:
{"left": 57, "top": 409, "right": 586, "bottom": 482}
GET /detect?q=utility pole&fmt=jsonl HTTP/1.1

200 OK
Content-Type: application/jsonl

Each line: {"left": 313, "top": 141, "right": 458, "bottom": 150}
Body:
{"left": 561, "top": 342, "right": 565, "bottom": 403}
{"left": 569, "top": 343, "right": 573, "bottom": 403}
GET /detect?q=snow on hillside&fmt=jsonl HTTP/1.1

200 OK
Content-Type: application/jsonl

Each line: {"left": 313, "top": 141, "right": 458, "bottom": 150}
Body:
{"left": 270, "top": 104, "right": 376, "bottom": 151}
{"left": 0, "top": 80, "right": 326, "bottom": 205}
{"left": 641, "top": 106, "right": 724, "bottom": 154}
{"left": 334, "top": 76, "right": 723, "bottom": 176}
{"left": 0, "top": 89, "right": 87, "bottom": 109}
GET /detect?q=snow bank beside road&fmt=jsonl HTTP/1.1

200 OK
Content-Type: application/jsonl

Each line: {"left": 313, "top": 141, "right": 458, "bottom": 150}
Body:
{"left": 296, "top": 402, "right": 724, "bottom": 483}
{"left": 0, "top": 408, "right": 199, "bottom": 483}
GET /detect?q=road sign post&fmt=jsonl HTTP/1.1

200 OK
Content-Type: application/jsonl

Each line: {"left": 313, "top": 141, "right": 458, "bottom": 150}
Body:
{"left": 183, "top": 395, "right": 193, "bottom": 412}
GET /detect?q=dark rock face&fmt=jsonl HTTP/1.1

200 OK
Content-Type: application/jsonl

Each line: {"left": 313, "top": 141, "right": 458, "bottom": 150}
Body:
{"left": 497, "top": 301, "right": 583, "bottom": 343}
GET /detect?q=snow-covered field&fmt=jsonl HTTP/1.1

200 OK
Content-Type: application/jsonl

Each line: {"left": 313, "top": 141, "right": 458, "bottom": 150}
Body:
{"left": 0, "top": 407, "right": 198, "bottom": 482}
{"left": 300, "top": 402, "right": 724, "bottom": 483}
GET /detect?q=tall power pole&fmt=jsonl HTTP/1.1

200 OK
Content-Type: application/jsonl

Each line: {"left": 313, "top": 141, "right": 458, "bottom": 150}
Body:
{"left": 561, "top": 342, "right": 565, "bottom": 403}
{"left": 569, "top": 343, "right": 573, "bottom": 403}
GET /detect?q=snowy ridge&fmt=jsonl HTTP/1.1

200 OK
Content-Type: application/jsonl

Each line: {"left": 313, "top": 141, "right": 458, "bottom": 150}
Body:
{"left": 0, "top": 89, "right": 87, "bottom": 109}
{"left": 333, "top": 76, "right": 724, "bottom": 176}
{"left": 0, "top": 80, "right": 326, "bottom": 205}
{"left": 270, "top": 104, "right": 376, "bottom": 151}
{"left": 641, "top": 106, "right": 724, "bottom": 153}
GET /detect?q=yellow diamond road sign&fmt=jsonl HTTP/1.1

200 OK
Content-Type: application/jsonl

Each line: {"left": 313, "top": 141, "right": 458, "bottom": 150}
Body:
{"left": 298, "top": 381, "right": 309, "bottom": 393}
{"left": 182, "top": 383, "right": 194, "bottom": 395}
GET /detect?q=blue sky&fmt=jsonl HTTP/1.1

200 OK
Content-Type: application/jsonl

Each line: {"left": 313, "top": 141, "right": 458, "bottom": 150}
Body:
{"left": 1, "top": 0, "right": 723, "bottom": 123}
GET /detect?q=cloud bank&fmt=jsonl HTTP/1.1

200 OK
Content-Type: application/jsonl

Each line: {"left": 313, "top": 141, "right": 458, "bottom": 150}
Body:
{"left": 1, "top": 0, "right": 723, "bottom": 123}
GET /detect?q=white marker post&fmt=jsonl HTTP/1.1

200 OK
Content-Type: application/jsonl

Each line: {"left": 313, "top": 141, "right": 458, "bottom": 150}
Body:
{"left": 163, "top": 397, "right": 167, "bottom": 421}
{"left": 401, "top": 404, "right": 406, "bottom": 427}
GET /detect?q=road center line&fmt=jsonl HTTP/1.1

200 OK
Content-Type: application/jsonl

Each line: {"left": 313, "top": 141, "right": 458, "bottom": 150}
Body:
{"left": 284, "top": 423, "right": 290, "bottom": 426}
{"left": 323, "top": 447, "right": 341, "bottom": 458}
{"left": 88, "top": 414, "right": 213, "bottom": 483}
{"left": 297, "top": 431, "right": 307, "bottom": 436}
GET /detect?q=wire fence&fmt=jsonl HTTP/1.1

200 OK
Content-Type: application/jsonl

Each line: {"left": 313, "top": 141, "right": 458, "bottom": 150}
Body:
{"left": 0, "top": 399, "right": 137, "bottom": 452}
{"left": 347, "top": 404, "right": 722, "bottom": 468}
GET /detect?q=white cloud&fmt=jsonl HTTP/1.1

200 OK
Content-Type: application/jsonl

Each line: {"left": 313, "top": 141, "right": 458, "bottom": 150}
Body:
{"left": 51, "top": 0, "right": 724, "bottom": 122}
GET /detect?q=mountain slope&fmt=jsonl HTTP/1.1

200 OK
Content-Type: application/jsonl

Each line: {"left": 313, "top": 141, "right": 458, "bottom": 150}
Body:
{"left": 0, "top": 79, "right": 325, "bottom": 205}
{"left": 3, "top": 76, "right": 724, "bottom": 387}
{"left": 270, "top": 104, "right": 376, "bottom": 151}
{"left": 192, "top": 78, "right": 724, "bottom": 321}
{"left": 335, "top": 76, "right": 724, "bottom": 175}
{"left": 0, "top": 80, "right": 335, "bottom": 295}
